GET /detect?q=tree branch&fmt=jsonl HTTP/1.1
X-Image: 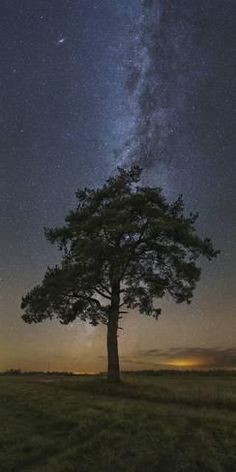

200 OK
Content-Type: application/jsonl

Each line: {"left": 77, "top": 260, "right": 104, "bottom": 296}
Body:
{"left": 120, "top": 220, "right": 149, "bottom": 279}
{"left": 94, "top": 288, "right": 111, "bottom": 300}
{"left": 98, "top": 284, "right": 112, "bottom": 296}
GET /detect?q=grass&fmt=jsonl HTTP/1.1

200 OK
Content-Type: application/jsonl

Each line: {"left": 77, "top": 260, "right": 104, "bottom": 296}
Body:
{"left": 0, "top": 372, "right": 236, "bottom": 471}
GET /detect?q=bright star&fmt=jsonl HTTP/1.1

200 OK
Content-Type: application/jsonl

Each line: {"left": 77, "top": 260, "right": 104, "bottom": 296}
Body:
{"left": 57, "top": 37, "right": 66, "bottom": 46}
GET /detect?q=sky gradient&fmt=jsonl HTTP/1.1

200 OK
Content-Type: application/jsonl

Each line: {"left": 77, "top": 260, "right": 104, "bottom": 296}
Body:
{"left": 0, "top": 0, "right": 235, "bottom": 372}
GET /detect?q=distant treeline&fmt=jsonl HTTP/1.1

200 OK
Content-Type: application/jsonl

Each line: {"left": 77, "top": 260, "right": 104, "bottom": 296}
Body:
{"left": 0, "top": 369, "right": 235, "bottom": 377}
{"left": 124, "top": 369, "right": 236, "bottom": 377}
{"left": 0, "top": 369, "right": 75, "bottom": 376}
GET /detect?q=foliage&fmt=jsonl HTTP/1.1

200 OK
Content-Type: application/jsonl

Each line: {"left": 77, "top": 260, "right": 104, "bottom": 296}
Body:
{"left": 21, "top": 166, "right": 218, "bottom": 329}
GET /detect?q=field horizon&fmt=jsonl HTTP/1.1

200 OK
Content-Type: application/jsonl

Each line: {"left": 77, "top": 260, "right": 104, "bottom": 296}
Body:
{"left": 1, "top": 368, "right": 236, "bottom": 377}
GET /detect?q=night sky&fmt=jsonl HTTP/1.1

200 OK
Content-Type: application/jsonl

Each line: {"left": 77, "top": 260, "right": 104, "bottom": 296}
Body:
{"left": 0, "top": 0, "right": 235, "bottom": 372}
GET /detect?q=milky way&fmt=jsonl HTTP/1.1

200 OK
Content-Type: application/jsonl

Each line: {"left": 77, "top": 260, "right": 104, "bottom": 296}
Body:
{"left": 125, "top": 0, "right": 209, "bottom": 167}
{"left": 0, "top": 0, "right": 235, "bottom": 372}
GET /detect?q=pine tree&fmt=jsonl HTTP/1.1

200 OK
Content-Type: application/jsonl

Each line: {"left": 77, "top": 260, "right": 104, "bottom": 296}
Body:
{"left": 21, "top": 166, "right": 218, "bottom": 382}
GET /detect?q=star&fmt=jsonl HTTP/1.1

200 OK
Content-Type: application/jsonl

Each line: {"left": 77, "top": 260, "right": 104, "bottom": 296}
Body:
{"left": 57, "top": 37, "right": 66, "bottom": 46}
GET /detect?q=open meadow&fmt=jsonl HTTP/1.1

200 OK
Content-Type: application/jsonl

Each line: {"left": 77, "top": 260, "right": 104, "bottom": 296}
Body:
{"left": 0, "top": 372, "right": 236, "bottom": 471}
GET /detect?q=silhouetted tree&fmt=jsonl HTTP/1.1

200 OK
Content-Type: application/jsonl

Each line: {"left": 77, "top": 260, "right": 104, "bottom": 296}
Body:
{"left": 21, "top": 166, "right": 218, "bottom": 382}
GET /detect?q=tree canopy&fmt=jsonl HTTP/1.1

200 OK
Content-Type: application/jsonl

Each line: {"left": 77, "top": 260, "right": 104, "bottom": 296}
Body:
{"left": 21, "top": 166, "right": 218, "bottom": 381}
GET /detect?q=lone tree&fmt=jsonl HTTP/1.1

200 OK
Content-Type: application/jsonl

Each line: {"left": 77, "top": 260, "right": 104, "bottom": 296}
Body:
{"left": 21, "top": 166, "right": 218, "bottom": 382}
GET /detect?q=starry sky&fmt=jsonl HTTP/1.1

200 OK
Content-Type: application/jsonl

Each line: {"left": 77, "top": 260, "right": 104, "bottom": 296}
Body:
{"left": 0, "top": 0, "right": 235, "bottom": 372}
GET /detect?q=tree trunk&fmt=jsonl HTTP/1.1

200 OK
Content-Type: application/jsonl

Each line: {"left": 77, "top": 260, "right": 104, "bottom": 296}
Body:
{"left": 107, "top": 281, "right": 121, "bottom": 383}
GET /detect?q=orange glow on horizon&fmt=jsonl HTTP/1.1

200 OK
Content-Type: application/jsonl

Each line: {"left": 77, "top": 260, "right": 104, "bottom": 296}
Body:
{"left": 162, "top": 358, "right": 205, "bottom": 369}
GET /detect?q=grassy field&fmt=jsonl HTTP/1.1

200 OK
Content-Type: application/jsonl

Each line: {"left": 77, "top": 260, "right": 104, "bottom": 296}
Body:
{"left": 0, "top": 372, "right": 236, "bottom": 471}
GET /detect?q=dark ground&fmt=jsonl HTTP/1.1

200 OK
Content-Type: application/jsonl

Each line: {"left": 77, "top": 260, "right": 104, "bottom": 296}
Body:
{"left": 0, "top": 372, "right": 236, "bottom": 471}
